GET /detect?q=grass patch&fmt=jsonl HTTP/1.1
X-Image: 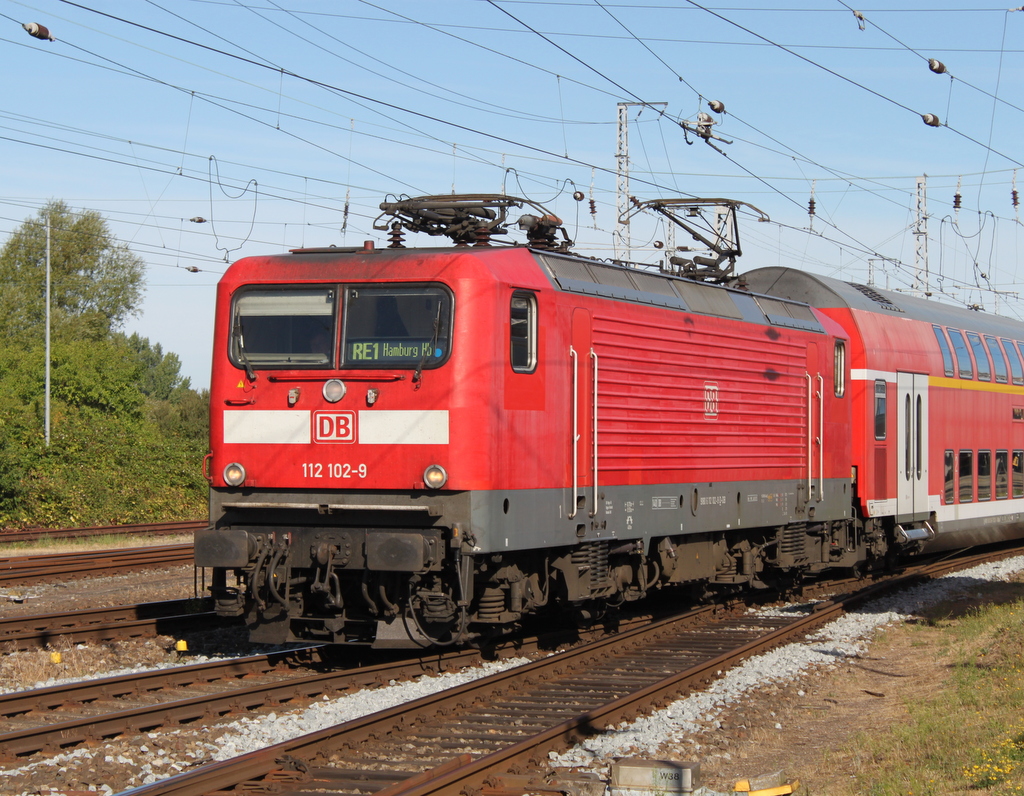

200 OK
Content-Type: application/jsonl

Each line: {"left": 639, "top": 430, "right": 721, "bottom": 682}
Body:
{"left": 821, "top": 588, "right": 1024, "bottom": 795}
{"left": 0, "top": 533, "right": 192, "bottom": 556}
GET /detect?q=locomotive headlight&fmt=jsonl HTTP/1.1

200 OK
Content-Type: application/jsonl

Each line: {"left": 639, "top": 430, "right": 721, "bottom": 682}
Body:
{"left": 423, "top": 464, "right": 448, "bottom": 490}
{"left": 223, "top": 462, "right": 247, "bottom": 487}
{"left": 323, "top": 379, "right": 346, "bottom": 403}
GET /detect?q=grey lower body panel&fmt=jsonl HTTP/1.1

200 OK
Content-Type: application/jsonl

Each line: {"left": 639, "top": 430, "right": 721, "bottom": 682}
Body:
{"left": 924, "top": 516, "right": 1024, "bottom": 554}
{"left": 469, "top": 477, "right": 851, "bottom": 554}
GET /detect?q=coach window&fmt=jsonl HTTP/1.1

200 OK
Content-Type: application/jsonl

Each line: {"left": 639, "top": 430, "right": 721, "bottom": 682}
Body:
{"left": 932, "top": 326, "right": 955, "bottom": 377}
{"left": 947, "top": 329, "right": 974, "bottom": 379}
{"left": 1014, "top": 451, "right": 1024, "bottom": 499}
{"left": 996, "top": 451, "right": 1009, "bottom": 500}
{"left": 873, "top": 380, "right": 886, "bottom": 439}
{"left": 966, "top": 332, "right": 991, "bottom": 381}
{"left": 978, "top": 450, "right": 992, "bottom": 501}
{"left": 833, "top": 340, "right": 846, "bottom": 397}
{"left": 510, "top": 291, "right": 538, "bottom": 373}
{"left": 1001, "top": 339, "right": 1024, "bottom": 385}
{"left": 943, "top": 450, "right": 955, "bottom": 504}
{"left": 984, "top": 336, "right": 1008, "bottom": 383}
{"left": 958, "top": 450, "right": 974, "bottom": 503}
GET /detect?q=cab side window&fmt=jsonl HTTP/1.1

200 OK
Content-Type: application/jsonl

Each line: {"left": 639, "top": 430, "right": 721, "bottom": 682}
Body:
{"left": 510, "top": 291, "right": 538, "bottom": 373}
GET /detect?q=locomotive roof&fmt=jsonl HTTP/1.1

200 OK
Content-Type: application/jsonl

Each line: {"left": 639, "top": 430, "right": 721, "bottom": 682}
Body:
{"left": 281, "top": 245, "right": 832, "bottom": 336}
{"left": 744, "top": 266, "right": 1024, "bottom": 339}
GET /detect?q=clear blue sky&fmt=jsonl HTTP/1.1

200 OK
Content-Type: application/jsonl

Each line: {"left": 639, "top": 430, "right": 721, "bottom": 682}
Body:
{"left": 3, "top": 1, "right": 1023, "bottom": 388}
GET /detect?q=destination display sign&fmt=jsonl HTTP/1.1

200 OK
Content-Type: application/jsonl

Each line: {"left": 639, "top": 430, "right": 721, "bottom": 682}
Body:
{"left": 346, "top": 338, "right": 440, "bottom": 363}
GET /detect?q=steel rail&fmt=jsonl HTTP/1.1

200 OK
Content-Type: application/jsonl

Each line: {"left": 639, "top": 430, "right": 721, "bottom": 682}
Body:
{"left": 0, "top": 649, "right": 311, "bottom": 721}
{"left": 0, "top": 598, "right": 222, "bottom": 650}
{"left": 0, "top": 610, "right": 664, "bottom": 767}
{"left": 0, "top": 521, "right": 205, "bottom": 545}
{"left": 113, "top": 605, "right": 738, "bottom": 796}
{"left": 0, "top": 643, "right": 489, "bottom": 760}
{"left": 0, "top": 544, "right": 193, "bottom": 586}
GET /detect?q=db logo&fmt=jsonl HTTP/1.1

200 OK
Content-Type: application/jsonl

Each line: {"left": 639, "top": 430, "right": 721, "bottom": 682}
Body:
{"left": 313, "top": 411, "right": 356, "bottom": 443}
{"left": 703, "top": 382, "right": 719, "bottom": 419}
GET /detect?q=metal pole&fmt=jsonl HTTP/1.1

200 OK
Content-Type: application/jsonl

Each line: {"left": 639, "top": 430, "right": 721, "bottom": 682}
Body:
{"left": 45, "top": 216, "right": 51, "bottom": 447}
{"left": 914, "top": 175, "right": 929, "bottom": 298}
{"left": 614, "top": 102, "right": 630, "bottom": 262}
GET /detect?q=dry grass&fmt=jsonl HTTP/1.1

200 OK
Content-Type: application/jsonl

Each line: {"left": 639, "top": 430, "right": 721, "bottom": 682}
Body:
{"left": 690, "top": 577, "right": 1024, "bottom": 796}
{"left": 0, "top": 533, "right": 193, "bottom": 557}
{"left": 809, "top": 584, "right": 1024, "bottom": 795}
{"left": 1, "top": 635, "right": 185, "bottom": 692}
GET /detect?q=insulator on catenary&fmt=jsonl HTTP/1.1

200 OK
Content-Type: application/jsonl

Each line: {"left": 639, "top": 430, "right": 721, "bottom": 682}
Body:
{"left": 1013, "top": 190, "right": 1019, "bottom": 209}
{"left": 953, "top": 192, "right": 962, "bottom": 210}
{"left": 22, "top": 22, "right": 54, "bottom": 41}
{"left": 928, "top": 59, "right": 947, "bottom": 74}
{"left": 707, "top": 99, "right": 725, "bottom": 114}
{"left": 572, "top": 190, "right": 585, "bottom": 201}
{"left": 922, "top": 114, "right": 941, "bottom": 127}
{"left": 589, "top": 199, "right": 596, "bottom": 215}
{"left": 808, "top": 198, "right": 816, "bottom": 216}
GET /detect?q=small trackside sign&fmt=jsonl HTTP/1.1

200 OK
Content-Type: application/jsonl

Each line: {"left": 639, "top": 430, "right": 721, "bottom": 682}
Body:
{"left": 313, "top": 411, "right": 357, "bottom": 443}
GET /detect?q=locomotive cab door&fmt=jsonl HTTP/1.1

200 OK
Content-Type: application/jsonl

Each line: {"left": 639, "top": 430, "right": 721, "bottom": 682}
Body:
{"left": 569, "top": 308, "right": 596, "bottom": 522}
{"left": 896, "top": 372, "right": 929, "bottom": 520}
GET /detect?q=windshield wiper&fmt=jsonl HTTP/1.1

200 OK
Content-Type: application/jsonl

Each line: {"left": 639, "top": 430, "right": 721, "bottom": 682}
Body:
{"left": 413, "top": 303, "right": 443, "bottom": 386}
{"left": 232, "top": 323, "right": 257, "bottom": 382}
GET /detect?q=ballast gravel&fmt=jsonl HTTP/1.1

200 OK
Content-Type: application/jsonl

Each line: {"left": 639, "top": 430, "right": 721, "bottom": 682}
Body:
{"left": 549, "top": 556, "right": 1024, "bottom": 771}
{"left": 0, "top": 656, "right": 534, "bottom": 794}
{"left": 1, "top": 556, "right": 1022, "bottom": 795}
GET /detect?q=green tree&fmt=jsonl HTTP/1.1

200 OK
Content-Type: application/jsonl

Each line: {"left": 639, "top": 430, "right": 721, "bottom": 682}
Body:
{"left": 0, "top": 202, "right": 206, "bottom": 527}
{"left": 124, "top": 332, "right": 192, "bottom": 400}
{"left": 0, "top": 200, "right": 145, "bottom": 347}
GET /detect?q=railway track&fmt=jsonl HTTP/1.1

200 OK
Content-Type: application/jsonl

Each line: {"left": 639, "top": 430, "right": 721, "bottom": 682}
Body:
{"left": 1, "top": 545, "right": 1018, "bottom": 795}
{"left": 0, "top": 598, "right": 226, "bottom": 650}
{"left": 106, "top": 603, "right": 815, "bottom": 796}
{"left": 114, "top": 546, "right": 1023, "bottom": 796}
{"left": 0, "top": 543, "right": 194, "bottom": 586}
{"left": 0, "top": 642, "right": 489, "bottom": 760}
{"left": 0, "top": 520, "right": 205, "bottom": 545}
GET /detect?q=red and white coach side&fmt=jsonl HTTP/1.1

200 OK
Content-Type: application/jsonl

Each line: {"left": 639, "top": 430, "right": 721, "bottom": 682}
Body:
{"left": 748, "top": 266, "right": 1024, "bottom": 553}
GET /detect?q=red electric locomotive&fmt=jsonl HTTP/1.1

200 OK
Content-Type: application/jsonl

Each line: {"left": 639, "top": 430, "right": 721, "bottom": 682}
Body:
{"left": 194, "top": 194, "right": 1024, "bottom": 648}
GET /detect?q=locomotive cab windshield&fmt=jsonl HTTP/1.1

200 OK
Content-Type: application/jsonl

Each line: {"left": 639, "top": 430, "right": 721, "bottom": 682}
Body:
{"left": 229, "top": 283, "right": 453, "bottom": 371}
